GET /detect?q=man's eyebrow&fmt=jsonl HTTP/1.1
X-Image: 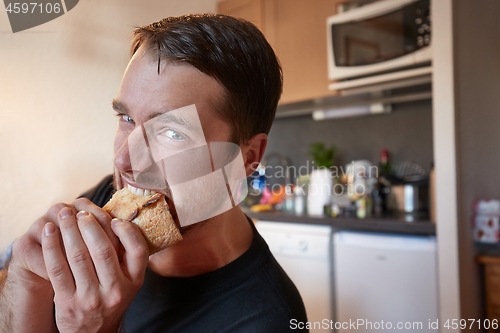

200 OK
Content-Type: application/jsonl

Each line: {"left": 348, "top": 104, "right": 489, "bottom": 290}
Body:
{"left": 111, "top": 99, "right": 128, "bottom": 114}
{"left": 149, "top": 112, "right": 192, "bottom": 130}
{"left": 112, "top": 99, "right": 193, "bottom": 130}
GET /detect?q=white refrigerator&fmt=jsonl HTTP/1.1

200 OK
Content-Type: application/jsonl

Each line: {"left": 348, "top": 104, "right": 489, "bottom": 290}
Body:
{"left": 333, "top": 231, "right": 439, "bottom": 333}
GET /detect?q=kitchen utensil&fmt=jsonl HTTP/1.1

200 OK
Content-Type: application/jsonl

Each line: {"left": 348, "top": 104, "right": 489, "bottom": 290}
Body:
{"left": 387, "top": 161, "right": 429, "bottom": 215}
{"left": 387, "top": 179, "right": 429, "bottom": 215}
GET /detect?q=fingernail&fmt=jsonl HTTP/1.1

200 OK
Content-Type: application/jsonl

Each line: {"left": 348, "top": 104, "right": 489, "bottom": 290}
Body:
{"left": 76, "top": 211, "right": 89, "bottom": 219}
{"left": 44, "top": 223, "right": 55, "bottom": 236}
{"left": 59, "top": 207, "right": 73, "bottom": 219}
{"left": 111, "top": 218, "right": 120, "bottom": 227}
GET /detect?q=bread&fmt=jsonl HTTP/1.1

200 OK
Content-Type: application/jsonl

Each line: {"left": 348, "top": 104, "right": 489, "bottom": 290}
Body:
{"left": 103, "top": 187, "right": 182, "bottom": 254}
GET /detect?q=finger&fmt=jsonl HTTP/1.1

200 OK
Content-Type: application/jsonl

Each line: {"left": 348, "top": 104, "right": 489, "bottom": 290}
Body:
{"left": 12, "top": 203, "right": 73, "bottom": 280}
{"left": 77, "top": 211, "right": 121, "bottom": 288}
{"left": 30, "top": 203, "right": 73, "bottom": 245}
{"left": 110, "top": 219, "right": 149, "bottom": 283}
{"left": 11, "top": 236, "right": 48, "bottom": 280}
{"left": 58, "top": 207, "right": 99, "bottom": 294}
{"left": 41, "top": 222, "right": 76, "bottom": 296}
{"left": 73, "top": 198, "right": 120, "bottom": 253}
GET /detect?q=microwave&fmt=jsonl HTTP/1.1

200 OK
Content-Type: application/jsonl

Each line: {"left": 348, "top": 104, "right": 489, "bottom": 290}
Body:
{"left": 327, "top": 0, "right": 431, "bottom": 82}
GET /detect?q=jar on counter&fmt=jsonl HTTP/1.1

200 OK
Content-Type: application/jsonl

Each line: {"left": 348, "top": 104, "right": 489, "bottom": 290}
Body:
{"left": 294, "top": 185, "right": 305, "bottom": 215}
{"left": 356, "top": 195, "right": 372, "bottom": 219}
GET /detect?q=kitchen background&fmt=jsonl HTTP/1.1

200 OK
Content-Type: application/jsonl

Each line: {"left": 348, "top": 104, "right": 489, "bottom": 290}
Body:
{"left": 267, "top": 100, "right": 433, "bottom": 173}
{"left": 1, "top": 1, "right": 499, "bottom": 332}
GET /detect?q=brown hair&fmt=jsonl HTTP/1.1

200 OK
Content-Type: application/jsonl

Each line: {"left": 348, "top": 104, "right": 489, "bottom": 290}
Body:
{"left": 131, "top": 14, "right": 283, "bottom": 144}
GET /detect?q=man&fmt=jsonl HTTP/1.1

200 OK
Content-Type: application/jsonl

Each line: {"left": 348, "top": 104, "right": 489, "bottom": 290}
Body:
{"left": 0, "top": 14, "right": 308, "bottom": 332}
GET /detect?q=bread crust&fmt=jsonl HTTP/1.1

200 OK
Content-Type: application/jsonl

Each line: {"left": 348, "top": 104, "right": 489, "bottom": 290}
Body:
{"left": 103, "top": 188, "right": 182, "bottom": 254}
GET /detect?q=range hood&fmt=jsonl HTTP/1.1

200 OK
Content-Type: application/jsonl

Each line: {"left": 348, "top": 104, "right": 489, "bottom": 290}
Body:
{"left": 275, "top": 70, "right": 432, "bottom": 120}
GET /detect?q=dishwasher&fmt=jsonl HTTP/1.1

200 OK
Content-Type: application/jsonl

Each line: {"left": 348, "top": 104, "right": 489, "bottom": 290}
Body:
{"left": 333, "top": 231, "right": 439, "bottom": 333}
{"left": 255, "top": 221, "right": 333, "bottom": 333}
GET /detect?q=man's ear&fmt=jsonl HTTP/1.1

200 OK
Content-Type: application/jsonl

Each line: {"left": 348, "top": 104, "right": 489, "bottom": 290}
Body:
{"left": 242, "top": 133, "right": 268, "bottom": 177}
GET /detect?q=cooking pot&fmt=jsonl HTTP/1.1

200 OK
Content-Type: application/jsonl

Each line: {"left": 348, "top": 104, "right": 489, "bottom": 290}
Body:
{"left": 387, "top": 175, "right": 429, "bottom": 214}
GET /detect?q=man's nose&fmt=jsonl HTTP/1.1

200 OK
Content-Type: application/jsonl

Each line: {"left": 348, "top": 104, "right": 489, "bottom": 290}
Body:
{"left": 115, "top": 126, "right": 156, "bottom": 175}
{"left": 114, "top": 136, "right": 132, "bottom": 173}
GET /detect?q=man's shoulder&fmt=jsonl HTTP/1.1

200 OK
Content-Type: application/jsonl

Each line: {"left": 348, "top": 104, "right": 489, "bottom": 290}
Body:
{"left": 234, "top": 259, "right": 308, "bottom": 331}
{"left": 247, "top": 243, "right": 309, "bottom": 329}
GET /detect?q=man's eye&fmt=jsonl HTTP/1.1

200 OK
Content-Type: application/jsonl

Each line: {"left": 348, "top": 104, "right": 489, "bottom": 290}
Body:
{"left": 121, "top": 115, "right": 134, "bottom": 124}
{"left": 165, "top": 129, "right": 185, "bottom": 141}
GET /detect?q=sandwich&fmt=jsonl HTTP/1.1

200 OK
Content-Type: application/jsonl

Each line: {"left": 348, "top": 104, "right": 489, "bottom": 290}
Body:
{"left": 103, "top": 186, "right": 183, "bottom": 254}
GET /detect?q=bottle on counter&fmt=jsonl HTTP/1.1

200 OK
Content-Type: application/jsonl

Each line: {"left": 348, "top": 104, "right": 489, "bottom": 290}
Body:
{"left": 371, "top": 187, "right": 383, "bottom": 217}
{"left": 356, "top": 194, "right": 372, "bottom": 219}
{"left": 377, "top": 149, "right": 393, "bottom": 214}
{"left": 284, "top": 184, "right": 295, "bottom": 213}
{"left": 379, "top": 149, "right": 392, "bottom": 177}
{"left": 294, "top": 176, "right": 309, "bottom": 215}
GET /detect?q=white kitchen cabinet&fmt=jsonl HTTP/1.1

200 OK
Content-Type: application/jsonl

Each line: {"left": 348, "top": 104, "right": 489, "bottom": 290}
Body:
{"left": 256, "top": 221, "right": 333, "bottom": 333}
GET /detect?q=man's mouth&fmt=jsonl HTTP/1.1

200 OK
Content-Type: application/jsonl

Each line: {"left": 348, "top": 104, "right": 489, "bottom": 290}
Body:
{"left": 127, "top": 184, "right": 158, "bottom": 197}
{"left": 125, "top": 182, "right": 180, "bottom": 228}
{"left": 118, "top": 172, "right": 170, "bottom": 197}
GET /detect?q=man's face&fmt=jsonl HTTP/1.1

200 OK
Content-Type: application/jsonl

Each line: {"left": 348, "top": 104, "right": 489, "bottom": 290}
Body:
{"left": 112, "top": 46, "right": 242, "bottom": 226}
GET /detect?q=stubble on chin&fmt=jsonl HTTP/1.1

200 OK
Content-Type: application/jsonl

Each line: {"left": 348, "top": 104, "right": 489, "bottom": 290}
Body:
{"left": 112, "top": 170, "right": 123, "bottom": 191}
{"left": 112, "top": 169, "right": 216, "bottom": 238}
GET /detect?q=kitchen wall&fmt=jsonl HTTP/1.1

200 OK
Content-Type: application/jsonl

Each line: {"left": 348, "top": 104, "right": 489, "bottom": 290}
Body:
{"left": 453, "top": 0, "right": 500, "bottom": 322}
{"left": 266, "top": 100, "right": 433, "bottom": 176}
{"left": 0, "top": 0, "right": 218, "bottom": 250}
{"left": 431, "top": 0, "right": 500, "bottom": 325}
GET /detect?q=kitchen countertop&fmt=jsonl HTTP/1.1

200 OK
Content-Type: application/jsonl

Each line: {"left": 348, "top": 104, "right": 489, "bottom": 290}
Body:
{"left": 243, "top": 208, "right": 436, "bottom": 236}
{"left": 475, "top": 242, "right": 500, "bottom": 257}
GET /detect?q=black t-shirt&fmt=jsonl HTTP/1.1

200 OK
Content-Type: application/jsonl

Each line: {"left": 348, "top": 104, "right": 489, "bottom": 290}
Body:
{"left": 82, "top": 176, "right": 309, "bottom": 333}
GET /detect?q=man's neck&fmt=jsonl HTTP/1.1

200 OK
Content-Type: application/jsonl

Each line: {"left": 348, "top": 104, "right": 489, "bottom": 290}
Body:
{"left": 147, "top": 206, "right": 253, "bottom": 277}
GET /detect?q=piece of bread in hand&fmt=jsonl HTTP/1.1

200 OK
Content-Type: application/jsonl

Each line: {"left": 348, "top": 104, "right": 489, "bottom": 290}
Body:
{"left": 103, "top": 187, "right": 182, "bottom": 254}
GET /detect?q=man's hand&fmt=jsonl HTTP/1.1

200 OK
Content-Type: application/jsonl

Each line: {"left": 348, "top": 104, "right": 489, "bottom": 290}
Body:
{"left": 3, "top": 199, "right": 123, "bottom": 333}
{"left": 2, "top": 198, "right": 148, "bottom": 333}
{"left": 10, "top": 199, "right": 120, "bottom": 286}
{"left": 40, "top": 199, "right": 149, "bottom": 333}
